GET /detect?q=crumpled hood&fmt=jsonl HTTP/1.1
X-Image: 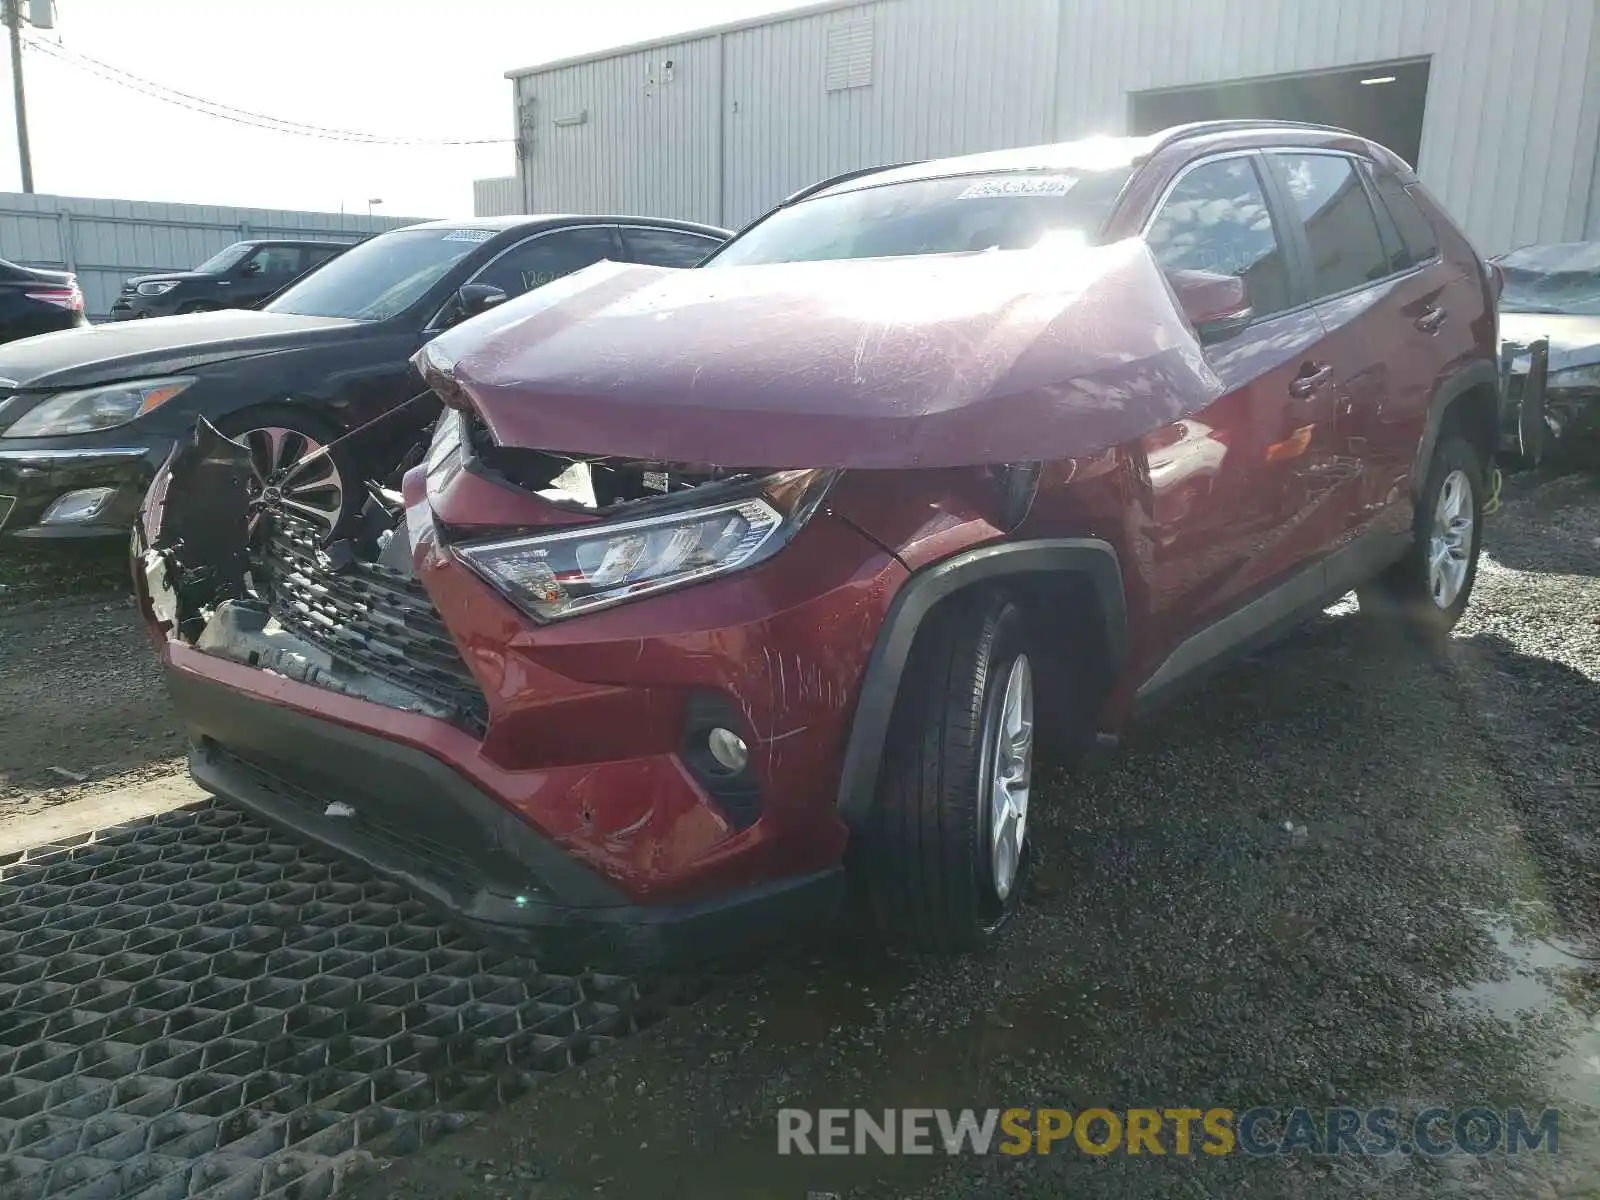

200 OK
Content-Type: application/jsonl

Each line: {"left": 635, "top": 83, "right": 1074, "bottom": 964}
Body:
{"left": 418, "top": 238, "right": 1222, "bottom": 469}
{"left": 1498, "top": 311, "right": 1600, "bottom": 374}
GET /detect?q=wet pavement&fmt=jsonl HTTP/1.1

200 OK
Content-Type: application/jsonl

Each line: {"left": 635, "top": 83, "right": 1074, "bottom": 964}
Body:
{"left": 356, "top": 469, "right": 1600, "bottom": 1200}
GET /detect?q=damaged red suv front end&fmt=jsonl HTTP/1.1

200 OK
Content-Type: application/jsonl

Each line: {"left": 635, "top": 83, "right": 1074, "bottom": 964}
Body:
{"left": 134, "top": 399, "right": 912, "bottom": 965}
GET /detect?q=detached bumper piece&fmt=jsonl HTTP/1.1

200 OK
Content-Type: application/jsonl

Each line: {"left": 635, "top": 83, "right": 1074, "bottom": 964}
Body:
{"left": 169, "top": 668, "right": 843, "bottom": 971}
{"left": 1498, "top": 336, "right": 1550, "bottom": 465}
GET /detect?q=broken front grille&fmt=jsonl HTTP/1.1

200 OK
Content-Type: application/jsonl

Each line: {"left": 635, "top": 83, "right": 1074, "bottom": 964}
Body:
{"left": 262, "top": 516, "right": 490, "bottom": 736}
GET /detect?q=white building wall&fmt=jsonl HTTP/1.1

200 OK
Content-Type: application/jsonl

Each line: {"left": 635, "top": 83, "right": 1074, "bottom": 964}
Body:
{"left": 507, "top": 0, "right": 1600, "bottom": 255}
{"left": 472, "top": 176, "right": 521, "bottom": 217}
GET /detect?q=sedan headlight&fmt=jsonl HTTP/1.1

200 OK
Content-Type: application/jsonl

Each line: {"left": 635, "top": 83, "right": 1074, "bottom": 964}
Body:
{"left": 135, "top": 281, "right": 180, "bottom": 297}
{"left": 1546, "top": 362, "right": 1600, "bottom": 391}
{"left": 2, "top": 377, "right": 195, "bottom": 437}
{"left": 455, "top": 469, "right": 836, "bottom": 621}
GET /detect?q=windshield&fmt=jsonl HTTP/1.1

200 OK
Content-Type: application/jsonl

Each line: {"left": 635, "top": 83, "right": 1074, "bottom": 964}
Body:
{"left": 264, "top": 227, "right": 487, "bottom": 321}
{"left": 701, "top": 169, "right": 1133, "bottom": 268}
{"left": 1497, "top": 242, "right": 1600, "bottom": 314}
{"left": 193, "top": 242, "right": 252, "bottom": 274}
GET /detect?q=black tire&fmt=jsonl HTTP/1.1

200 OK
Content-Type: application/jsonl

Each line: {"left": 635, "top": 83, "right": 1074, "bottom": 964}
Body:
{"left": 177, "top": 301, "right": 221, "bottom": 314}
{"left": 1357, "top": 432, "right": 1483, "bottom": 639}
{"left": 216, "top": 404, "right": 359, "bottom": 540}
{"left": 863, "top": 591, "right": 1035, "bottom": 953}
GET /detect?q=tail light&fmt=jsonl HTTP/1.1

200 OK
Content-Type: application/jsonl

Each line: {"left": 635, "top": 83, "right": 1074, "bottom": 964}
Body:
{"left": 27, "top": 280, "right": 84, "bottom": 313}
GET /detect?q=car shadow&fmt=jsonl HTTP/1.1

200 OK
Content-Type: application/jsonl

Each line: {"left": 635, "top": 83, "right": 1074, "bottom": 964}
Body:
{"left": 1482, "top": 466, "right": 1600, "bottom": 575}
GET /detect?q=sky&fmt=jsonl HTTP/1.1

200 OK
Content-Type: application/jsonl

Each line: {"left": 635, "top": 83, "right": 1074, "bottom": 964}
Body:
{"left": 2, "top": 0, "right": 800, "bottom": 218}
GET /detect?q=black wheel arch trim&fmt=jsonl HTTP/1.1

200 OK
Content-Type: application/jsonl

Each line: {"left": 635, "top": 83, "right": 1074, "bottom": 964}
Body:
{"left": 836, "top": 538, "right": 1126, "bottom": 829}
{"left": 1411, "top": 358, "right": 1500, "bottom": 501}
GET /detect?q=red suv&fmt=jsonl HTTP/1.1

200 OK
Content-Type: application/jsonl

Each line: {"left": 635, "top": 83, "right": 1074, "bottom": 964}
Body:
{"left": 135, "top": 121, "right": 1500, "bottom": 966}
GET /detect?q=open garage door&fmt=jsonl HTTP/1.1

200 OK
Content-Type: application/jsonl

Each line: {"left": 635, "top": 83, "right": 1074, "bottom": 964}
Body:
{"left": 1131, "top": 59, "right": 1430, "bottom": 169}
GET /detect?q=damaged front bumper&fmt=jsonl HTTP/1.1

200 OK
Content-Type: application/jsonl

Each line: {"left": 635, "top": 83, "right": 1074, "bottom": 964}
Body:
{"left": 135, "top": 420, "right": 902, "bottom": 967}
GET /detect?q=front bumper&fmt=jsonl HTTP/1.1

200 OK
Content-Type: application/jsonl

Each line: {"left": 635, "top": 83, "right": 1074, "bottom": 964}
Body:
{"left": 0, "top": 439, "right": 169, "bottom": 538}
{"left": 109, "top": 294, "right": 184, "bottom": 320}
{"left": 168, "top": 662, "right": 843, "bottom": 969}
{"left": 136, "top": 432, "right": 908, "bottom": 967}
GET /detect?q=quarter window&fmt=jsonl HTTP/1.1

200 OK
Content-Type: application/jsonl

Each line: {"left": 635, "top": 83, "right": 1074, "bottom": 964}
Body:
{"left": 623, "top": 227, "right": 722, "bottom": 267}
{"left": 1147, "top": 157, "right": 1291, "bottom": 318}
{"left": 1271, "top": 153, "right": 1391, "bottom": 296}
{"left": 1370, "top": 171, "right": 1440, "bottom": 268}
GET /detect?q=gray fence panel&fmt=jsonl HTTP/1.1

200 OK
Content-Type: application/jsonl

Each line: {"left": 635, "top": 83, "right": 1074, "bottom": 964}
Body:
{"left": 0, "top": 191, "right": 437, "bottom": 318}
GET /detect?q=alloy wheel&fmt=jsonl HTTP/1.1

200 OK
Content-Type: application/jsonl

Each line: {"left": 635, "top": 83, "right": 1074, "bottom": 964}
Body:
{"left": 237, "top": 426, "right": 344, "bottom": 537}
{"left": 986, "top": 653, "right": 1034, "bottom": 901}
{"left": 1428, "top": 468, "right": 1474, "bottom": 609}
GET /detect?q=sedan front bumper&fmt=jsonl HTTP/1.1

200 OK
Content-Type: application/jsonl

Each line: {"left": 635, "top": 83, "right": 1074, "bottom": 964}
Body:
{"left": 0, "top": 441, "right": 169, "bottom": 538}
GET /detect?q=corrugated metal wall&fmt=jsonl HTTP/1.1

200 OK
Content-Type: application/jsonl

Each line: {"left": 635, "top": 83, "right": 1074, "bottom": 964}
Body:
{"left": 718, "top": 0, "right": 1059, "bottom": 226}
{"left": 1054, "top": 0, "right": 1600, "bottom": 256}
{"left": 0, "top": 193, "right": 430, "bottom": 319}
{"left": 473, "top": 177, "right": 522, "bottom": 217}
{"left": 509, "top": 0, "right": 1600, "bottom": 255}
{"left": 516, "top": 34, "right": 722, "bottom": 222}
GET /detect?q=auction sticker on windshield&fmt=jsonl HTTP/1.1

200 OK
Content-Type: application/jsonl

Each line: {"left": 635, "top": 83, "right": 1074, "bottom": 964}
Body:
{"left": 957, "top": 175, "right": 1077, "bottom": 199}
{"left": 442, "top": 229, "right": 496, "bottom": 242}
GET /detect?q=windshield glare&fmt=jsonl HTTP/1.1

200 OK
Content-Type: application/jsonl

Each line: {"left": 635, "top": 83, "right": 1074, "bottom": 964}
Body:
{"left": 265, "top": 227, "right": 485, "bottom": 321}
{"left": 702, "top": 169, "right": 1133, "bottom": 268}
{"left": 193, "top": 242, "right": 251, "bottom": 274}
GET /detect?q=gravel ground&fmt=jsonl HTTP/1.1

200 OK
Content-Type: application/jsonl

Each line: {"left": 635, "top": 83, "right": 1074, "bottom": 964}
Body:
{"left": 350, "top": 468, "right": 1600, "bottom": 1200}
{"left": 2, "top": 473, "right": 1596, "bottom": 1199}
{"left": 0, "top": 542, "right": 183, "bottom": 824}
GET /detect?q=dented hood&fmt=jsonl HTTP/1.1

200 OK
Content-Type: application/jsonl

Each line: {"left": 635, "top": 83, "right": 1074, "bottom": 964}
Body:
{"left": 418, "top": 238, "right": 1222, "bottom": 469}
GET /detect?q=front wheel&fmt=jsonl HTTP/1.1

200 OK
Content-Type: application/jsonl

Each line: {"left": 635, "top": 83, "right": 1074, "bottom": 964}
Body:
{"left": 1358, "top": 432, "right": 1483, "bottom": 638}
{"left": 863, "top": 592, "right": 1036, "bottom": 953}
{"left": 217, "top": 405, "right": 357, "bottom": 542}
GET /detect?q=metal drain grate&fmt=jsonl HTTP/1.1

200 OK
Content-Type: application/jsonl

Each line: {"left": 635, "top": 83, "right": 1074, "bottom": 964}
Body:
{"left": 0, "top": 801, "right": 666, "bottom": 1200}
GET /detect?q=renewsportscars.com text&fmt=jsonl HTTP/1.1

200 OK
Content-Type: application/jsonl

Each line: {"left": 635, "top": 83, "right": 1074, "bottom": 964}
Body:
{"left": 777, "top": 1106, "right": 1561, "bottom": 1157}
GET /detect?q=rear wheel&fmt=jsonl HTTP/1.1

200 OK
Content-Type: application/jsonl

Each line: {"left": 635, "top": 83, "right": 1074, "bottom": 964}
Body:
{"left": 1357, "top": 432, "right": 1483, "bottom": 638}
{"left": 863, "top": 592, "right": 1035, "bottom": 953}
{"left": 216, "top": 405, "right": 356, "bottom": 541}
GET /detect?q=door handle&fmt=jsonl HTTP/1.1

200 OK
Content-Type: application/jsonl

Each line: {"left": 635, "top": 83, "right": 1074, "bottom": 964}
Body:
{"left": 1415, "top": 305, "right": 1447, "bottom": 333}
{"left": 1289, "top": 364, "right": 1334, "bottom": 398}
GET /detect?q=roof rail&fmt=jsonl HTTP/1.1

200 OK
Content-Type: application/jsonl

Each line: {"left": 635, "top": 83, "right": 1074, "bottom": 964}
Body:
{"left": 778, "top": 158, "right": 929, "bottom": 208}
{"left": 1148, "top": 118, "right": 1358, "bottom": 153}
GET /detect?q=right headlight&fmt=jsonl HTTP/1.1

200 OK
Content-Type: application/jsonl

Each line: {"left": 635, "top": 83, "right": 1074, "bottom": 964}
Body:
{"left": 454, "top": 469, "right": 836, "bottom": 622}
{"left": 136, "top": 281, "right": 180, "bottom": 297}
{"left": 2, "top": 377, "right": 195, "bottom": 437}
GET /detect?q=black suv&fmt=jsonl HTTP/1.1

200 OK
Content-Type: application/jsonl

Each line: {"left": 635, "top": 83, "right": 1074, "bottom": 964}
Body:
{"left": 109, "top": 240, "right": 351, "bottom": 320}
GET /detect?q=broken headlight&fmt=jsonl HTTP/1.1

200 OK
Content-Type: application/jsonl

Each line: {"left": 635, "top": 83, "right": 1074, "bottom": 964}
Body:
{"left": 454, "top": 469, "right": 835, "bottom": 621}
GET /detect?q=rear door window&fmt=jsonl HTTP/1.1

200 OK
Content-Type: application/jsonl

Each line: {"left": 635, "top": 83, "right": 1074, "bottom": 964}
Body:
{"left": 1146, "top": 156, "right": 1292, "bottom": 318}
{"left": 1269, "top": 153, "right": 1392, "bottom": 296}
{"left": 472, "top": 226, "right": 619, "bottom": 297}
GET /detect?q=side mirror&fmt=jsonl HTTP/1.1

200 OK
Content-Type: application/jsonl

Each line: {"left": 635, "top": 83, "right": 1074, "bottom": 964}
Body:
{"left": 238, "top": 260, "right": 262, "bottom": 278}
{"left": 456, "top": 283, "right": 509, "bottom": 321}
{"left": 1168, "top": 268, "right": 1254, "bottom": 345}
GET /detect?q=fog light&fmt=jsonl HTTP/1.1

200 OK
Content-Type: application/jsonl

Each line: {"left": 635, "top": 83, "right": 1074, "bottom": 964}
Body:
{"left": 40, "top": 487, "right": 116, "bottom": 525}
{"left": 707, "top": 727, "right": 749, "bottom": 773}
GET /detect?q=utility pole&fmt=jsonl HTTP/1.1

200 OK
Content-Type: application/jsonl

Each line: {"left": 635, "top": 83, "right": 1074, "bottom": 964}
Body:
{"left": 5, "top": 0, "right": 31, "bottom": 193}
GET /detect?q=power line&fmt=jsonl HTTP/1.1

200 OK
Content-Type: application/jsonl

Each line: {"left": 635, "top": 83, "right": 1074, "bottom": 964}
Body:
{"left": 24, "top": 35, "right": 512, "bottom": 146}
